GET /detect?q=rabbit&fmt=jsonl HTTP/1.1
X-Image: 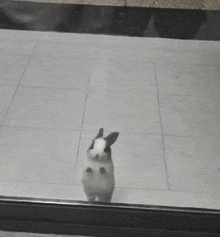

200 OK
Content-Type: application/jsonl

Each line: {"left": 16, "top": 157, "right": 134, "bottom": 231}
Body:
{"left": 81, "top": 128, "right": 119, "bottom": 202}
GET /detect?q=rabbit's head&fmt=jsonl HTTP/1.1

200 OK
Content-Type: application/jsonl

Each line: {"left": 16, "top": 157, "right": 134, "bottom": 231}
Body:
{"left": 87, "top": 128, "right": 119, "bottom": 161}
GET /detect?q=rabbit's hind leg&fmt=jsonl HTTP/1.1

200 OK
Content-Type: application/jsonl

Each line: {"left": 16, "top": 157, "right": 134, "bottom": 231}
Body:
{"left": 97, "top": 192, "right": 113, "bottom": 202}
{"left": 84, "top": 190, "right": 96, "bottom": 202}
{"left": 86, "top": 193, "right": 96, "bottom": 202}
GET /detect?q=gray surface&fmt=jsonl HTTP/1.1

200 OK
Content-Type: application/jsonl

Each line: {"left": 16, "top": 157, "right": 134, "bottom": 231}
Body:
{"left": 0, "top": 29, "right": 220, "bottom": 209}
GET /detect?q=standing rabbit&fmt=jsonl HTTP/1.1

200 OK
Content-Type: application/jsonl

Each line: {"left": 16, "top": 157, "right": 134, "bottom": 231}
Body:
{"left": 81, "top": 128, "right": 119, "bottom": 202}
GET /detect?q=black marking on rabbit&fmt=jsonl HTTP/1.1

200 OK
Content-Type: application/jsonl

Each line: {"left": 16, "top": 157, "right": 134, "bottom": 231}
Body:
{"left": 86, "top": 167, "right": 92, "bottom": 173}
{"left": 99, "top": 167, "right": 106, "bottom": 174}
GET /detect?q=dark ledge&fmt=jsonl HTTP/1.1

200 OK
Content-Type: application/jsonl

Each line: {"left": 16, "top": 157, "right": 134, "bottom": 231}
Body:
{"left": 0, "top": 196, "right": 220, "bottom": 237}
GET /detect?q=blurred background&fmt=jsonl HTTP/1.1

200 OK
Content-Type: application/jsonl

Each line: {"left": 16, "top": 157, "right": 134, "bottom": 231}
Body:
{"left": 0, "top": 1, "right": 220, "bottom": 40}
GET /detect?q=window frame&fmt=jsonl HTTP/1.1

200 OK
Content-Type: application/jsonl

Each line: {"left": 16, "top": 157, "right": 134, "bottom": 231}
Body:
{"left": 0, "top": 196, "right": 220, "bottom": 237}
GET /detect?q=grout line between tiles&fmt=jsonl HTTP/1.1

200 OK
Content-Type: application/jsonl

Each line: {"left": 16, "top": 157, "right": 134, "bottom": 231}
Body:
{"left": 0, "top": 71, "right": 24, "bottom": 127}
{"left": 2, "top": 179, "right": 219, "bottom": 196}
{"left": 159, "top": 92, "right": 215, "bottom": 98}
{"left": 154, "top": 63, "right": 170, "bottom": 191}
{"left": 75, "top": 95, "right": 88, "bottom": 170}
{"left": 74, "top": 87, "right": 90, "bottom": 173}
{"left": 14, "top": 84, "right": 218, "bottom": 99}
{"left": 115, "top": 186, "right": 220, "bottom": 195}
{"left": 0, "top": 44, "right": 38, "bottom": 127}
{"left": 19, "top": 85, "right": 158, "bottom": 94}
{"left": 20, "top": 84, "right": 88, "bottom": 91}
{"left": 1, "top": 125, "right": 196, "bottom": 138}
{"left": 1, "top": 125, "right": 83, "bottom": 131}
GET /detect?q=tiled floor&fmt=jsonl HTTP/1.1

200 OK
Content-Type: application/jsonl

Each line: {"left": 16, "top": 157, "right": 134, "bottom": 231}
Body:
{"left": 0, "top": 29, "right": 220, "bottom": 209}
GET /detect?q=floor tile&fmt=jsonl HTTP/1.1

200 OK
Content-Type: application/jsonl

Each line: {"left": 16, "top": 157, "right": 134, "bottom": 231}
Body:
{"left": 149, "top": 40, "right": 220, "bottom": 66}
{"left": 0, "top": 54, "right": 29, "bottom": 85}
{"left": 0, "top": 85, "right": 17, "bottom": 124}
{"left": 83, "top": 90, "right": 161, "bottom": 134}
{"left": 0, "top": 181, "right": 6, "bottom": 196}
{"left": 3, "top": 180, "right": 220, "bottom": 209}
{"left": 3, "top": 182, "right": 84, "bottom": 200}
{"left": 1, "top": 54, "right": 29, "bottom": 67}
{"left": 2, "top": 181, "right": 85, "bottom": 201}
{"left": 20, "top": 57, "right": 95, "bottom": 89}
{"left": 89, "top": 58, "right": 156, "bottom": 92}
{"left": 113, "top": 187, "right": 220, "bottom": 209}
{"left": 3, "top": 86, "right": 87, "bottom": 129}
{"left": 160, "top": 94, "right": 220, "bottom": 136}
{"left": 0, "top": 39, "right": 36, "bottom": 56}
{"left": 156, "top": 62, "right": 220, "bottom": 96}
{"left": 94, "top": 40, "right": 155, "bottom": 62}
{"left": 164, "top": 135, "right": 220, "bottom": 193}
{"left": 97, "top": 38, "right": 220, "bottom": 66}
{"left": 0, "top": 127, "right": 80, "bottom": 184}
{"left": 1, "top": 29, "right": 220, "bottom": 209}
{"left": 75, "top": 130, "right": 167, "bottom": 190}
{"left": 33, "top": 40, "right": 98, "bottom": 60}
{"left": 114, "top": 133, "right": 167, "bottom": 189}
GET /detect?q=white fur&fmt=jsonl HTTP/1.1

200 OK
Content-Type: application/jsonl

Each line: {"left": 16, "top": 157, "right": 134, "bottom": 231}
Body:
{"left": 94, "top": 138, "right": 105, "bottom": 150}
{"left": 90, "top": 138, "right": 106, "bottom": 157}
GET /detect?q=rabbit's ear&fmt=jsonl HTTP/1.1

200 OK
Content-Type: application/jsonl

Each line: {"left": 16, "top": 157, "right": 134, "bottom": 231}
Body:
{"left": 106, "top": 132, "right": 119, "bottom": 147}
{"left": 96, "top": 128, "right": 104, "bottom": 138}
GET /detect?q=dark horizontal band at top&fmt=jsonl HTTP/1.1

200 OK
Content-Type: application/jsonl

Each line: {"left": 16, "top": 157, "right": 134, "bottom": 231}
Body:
{"left": 10, "top": 0, "right": 220, "bottom": 10}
